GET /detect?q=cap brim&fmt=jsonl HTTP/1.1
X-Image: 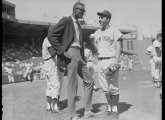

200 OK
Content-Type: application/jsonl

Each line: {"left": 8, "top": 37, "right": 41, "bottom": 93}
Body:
{"left": 97, "top": 12, "right": 105, "bottom": 16}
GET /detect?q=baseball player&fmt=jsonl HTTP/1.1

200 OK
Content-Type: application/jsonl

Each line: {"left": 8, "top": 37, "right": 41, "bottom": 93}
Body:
{"left": 5, "top": 63, "right": 15, "bottom": 85}
{"left": 152, "top": 33, "right": 162, "bottom": 88}
{"left": 145, "top": 38, "right": 156, "bottom": 82}
{"left": 89, "top": 10, "right": 122, "bottom": 115}
{"left": 128, "top": 57, "right": 133, "bottom": 72}
{"left": 24, "top": 63, "right": 33, "bottom": 83}
{"left": 42, "top": 37, "right": 64, "bottom": 113}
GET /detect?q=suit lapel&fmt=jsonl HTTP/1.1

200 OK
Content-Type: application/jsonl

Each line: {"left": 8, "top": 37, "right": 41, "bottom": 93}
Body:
{"left": 69, "top": 16, "right": 75, "bottom": 34}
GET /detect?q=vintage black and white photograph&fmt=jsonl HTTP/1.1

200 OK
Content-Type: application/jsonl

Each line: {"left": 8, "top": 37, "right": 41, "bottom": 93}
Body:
{"left": 2, "top": 0, "right": 162, "bottom": 120}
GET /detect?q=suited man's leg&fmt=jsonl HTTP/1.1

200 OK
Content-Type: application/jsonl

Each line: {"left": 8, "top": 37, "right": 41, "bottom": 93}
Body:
{"left": 78, "top": 60, "right": 94, "bottom": 112}
{"left": 67, "top": 57, "right": 79, "bottom": 117}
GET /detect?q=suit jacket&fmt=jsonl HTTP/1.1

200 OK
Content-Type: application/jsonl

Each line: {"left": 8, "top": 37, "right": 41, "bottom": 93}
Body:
{"left": 47, "top": 16, "right": 85, "bottom": 69}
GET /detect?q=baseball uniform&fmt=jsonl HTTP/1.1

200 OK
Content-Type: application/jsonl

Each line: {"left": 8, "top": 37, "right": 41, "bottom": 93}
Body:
{"left": 93, "top": 26, "right": 122, "bottom": 95}
{"left": 42, "top": 37, "right": 64, "bottom": 110}
{"left": 91, "top": 25, "right": 122, "bottom": 114}
{"left": 152, "top": 40, "right": 162, "bottom": 84}
{"left": 5, "top": 66, "right": 14, "bottom": 85}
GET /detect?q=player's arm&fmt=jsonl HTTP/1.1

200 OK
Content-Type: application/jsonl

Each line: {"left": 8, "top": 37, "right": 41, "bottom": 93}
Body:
{"left": 47, "top": 17, "right": 67, "bottom": 55}
{"left": 88, "top": 34, "right": 98, "bottom": 56}
{"left": 115, "top": 37, "right": 122, "bottom": 64}
{"left": 145, "top": 49, "right": 153, "bottom": 56}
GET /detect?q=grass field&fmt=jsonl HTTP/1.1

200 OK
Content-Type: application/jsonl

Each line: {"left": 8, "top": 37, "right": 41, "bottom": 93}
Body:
{"left": 2, "top": 69, "right": 161, "bottom": 120}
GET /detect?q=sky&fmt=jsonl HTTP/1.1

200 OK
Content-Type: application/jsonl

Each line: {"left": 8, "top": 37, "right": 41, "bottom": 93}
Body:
{"left": 7, "top": 0, "right": 161, "bottom": 37}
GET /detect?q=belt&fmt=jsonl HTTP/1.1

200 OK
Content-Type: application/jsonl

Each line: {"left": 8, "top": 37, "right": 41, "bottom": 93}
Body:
{"left": 70, "top": 46, "right": 81, "bottom": 50}
{"left": 44, "top": 57, "right": 52, "bottom": 61}
{"left": 98, "top": 57, "right": 114, "bottom": 60}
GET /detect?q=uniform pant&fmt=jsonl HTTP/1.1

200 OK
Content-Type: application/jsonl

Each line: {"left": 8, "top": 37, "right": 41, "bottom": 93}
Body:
{"left": 43, "top": 58, "right": 64, "bottom": 99}
{"left": 153, "top": 56, "right": 162, "bottom": 81}
{"left": 97, "top": 58, "right": 119, "bottom": 95}
{"left": 8, "top": 75, "right": 14, "bottom": 83}
{"left": 66, "top": 47, "right": 94, "bottom": 117}
{"left": 150, "top": 59, "right": 155, "bottom": 79}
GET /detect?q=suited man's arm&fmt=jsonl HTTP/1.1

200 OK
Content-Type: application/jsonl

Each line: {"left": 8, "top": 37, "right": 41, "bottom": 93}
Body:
{"left": 47, "top": 17, "right": 67, "bottom": 55}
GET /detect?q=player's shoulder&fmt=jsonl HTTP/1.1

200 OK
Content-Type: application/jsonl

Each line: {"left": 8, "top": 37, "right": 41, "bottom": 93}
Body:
{"left": 94, "top": 29, "right": 101, "bottom": 34}
{"left": 153, "top": 40, "right": 161, "bottom": 47}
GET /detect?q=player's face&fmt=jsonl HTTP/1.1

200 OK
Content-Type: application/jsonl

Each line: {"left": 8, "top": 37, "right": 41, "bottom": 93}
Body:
{"left": 75, "top": 4, "right": 85, "bottom": 19}
{"left": 158, "top": 36, "right": 162, "bottom": 43}
{"left": 99, "top": 15, "right": 109, "bottom": 28}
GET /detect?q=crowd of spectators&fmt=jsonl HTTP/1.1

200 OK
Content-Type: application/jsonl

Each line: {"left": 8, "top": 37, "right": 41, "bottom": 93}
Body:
{"left": 119, "top": 53, "right": 140, "bottom": 71}
{"left": 2, "top": 42, "right": 43, "bottom": 82}
{"left": 2, "top": 42, "right": 42, "bottom": 62}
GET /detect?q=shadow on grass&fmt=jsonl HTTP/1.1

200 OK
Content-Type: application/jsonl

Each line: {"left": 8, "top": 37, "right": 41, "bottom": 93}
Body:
{"left": 76, "top": 102, "right": 132, "bottom": 117}
{"left": 118, "top": 102, "right": 132, "bottom": 114}
{"left": 59, "top": 96, "right": 82, "bottom": 110}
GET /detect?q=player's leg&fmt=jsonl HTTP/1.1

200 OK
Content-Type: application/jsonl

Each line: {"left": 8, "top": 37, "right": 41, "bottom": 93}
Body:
{"left": 57, "top": 69, "right": 64, "bottom": 107}
{"left": 49, "top": 63, "right": 62, "bottom": 113}
{"left": 108, "top": 61, "right": 120, "bottom": 114}
{"left": 8, "top": 76, "right": 12, "bottom": 86}
{"left": 87, "top": 62, "right": 99, "bottom": 91}
{"left": 97, "top": 59, "right": 113, "bottom": 115}
{"left": 11, "top": 76, "right": 15, "bottom": 84}
{"left": 154, "top": 63, "right": 161, "bottom": 88}
{"left": 46, "top": 76, "right": 52, "bottom": 111}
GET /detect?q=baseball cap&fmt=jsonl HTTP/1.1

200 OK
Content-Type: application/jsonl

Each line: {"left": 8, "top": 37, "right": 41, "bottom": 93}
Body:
{"left": 97, "top": 10, "right": 112, "bottom": 18}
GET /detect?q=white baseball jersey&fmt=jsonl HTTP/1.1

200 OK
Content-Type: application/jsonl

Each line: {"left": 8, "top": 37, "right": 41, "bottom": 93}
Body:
{"left": 93, "top": 26, "right": 123, "bottom": 58}
{"left": 5, "top": 67, "right": 13, "bottom": 76}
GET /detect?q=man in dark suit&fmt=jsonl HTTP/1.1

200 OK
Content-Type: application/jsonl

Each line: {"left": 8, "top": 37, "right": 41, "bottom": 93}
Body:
{"left": 47, "top": 2, "right": 95, "bottom": 120}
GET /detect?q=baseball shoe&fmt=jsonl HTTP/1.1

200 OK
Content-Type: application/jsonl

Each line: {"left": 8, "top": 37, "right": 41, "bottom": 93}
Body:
{"left": 51, "top": 108, "right": 62, "bottom": 113}
{"left": 93, "top": 85, "right": 100, "bottom": 91}
{"left": 154, "top": 83, "right": 161, "bottom": 88}
{"left": 105, "top": 105, "right": 112, "bottom": 116}
{"left": 51, "top": 104, "right": 62, "bottom": 113}
{"left": 83, "top": 110, "right": 95, "bottom": 118}
{"left": 112, "top": 106, "right": 118, "bottom": 114}
{"left": 46, "top": 108, "right": 52, "bottom": 112}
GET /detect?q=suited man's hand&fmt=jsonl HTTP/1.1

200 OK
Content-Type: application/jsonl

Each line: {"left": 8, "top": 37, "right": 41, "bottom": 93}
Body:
{"left": 63, "top": 52, "right": 72, "bottom": 59}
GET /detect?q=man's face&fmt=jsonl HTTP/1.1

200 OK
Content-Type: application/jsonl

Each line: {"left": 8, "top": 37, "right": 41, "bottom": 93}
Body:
{"left": 98, "top": 15, "right": 109, "bottom": 28}
{"left": 75, "top": 4, "right": 85, "bottom": 19}
{"left": 158, "top": 36, "right": 162, "bottom": 42}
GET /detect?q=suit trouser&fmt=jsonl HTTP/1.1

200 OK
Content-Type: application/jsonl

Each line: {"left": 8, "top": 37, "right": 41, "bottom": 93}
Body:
{"left": 66, "top": 47, "right": 94, "bottom": 117}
